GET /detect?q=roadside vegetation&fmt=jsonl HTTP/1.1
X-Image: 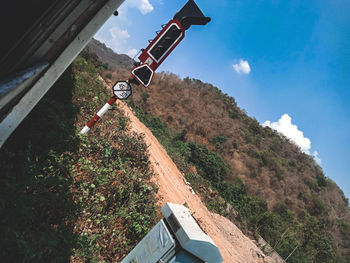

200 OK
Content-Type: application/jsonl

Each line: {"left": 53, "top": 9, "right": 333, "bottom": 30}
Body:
{"left": 128, "top": 100, "right": 346, "bottom": 263}
{"left": 0, "top": 50, "right": 158, "bottom": 262}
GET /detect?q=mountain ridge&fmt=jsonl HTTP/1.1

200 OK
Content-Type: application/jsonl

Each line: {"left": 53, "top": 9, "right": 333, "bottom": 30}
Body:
{"left": 87, "top": 38, "right": 350, "bottom": 262}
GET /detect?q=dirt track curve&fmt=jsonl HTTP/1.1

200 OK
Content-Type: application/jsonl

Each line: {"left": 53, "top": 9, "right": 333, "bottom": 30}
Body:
{"left": 115, "top": 100, "right": 275, "bottom": 263}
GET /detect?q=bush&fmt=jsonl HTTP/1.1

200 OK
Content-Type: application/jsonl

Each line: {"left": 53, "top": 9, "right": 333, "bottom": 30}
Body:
{"left": 211, "top": 135, "right": 227, "bottom": 150}
{"left": 127, "top": 59, "right": 341, "bottom": 263}
{"left": 0, "top": 52, "right": 158, "bottom": 262}
{"left": 316, "top": 173, "right": 328, "bottom": 188}
{"left": 188, "top": 142, "right": 230, "bottom": 185}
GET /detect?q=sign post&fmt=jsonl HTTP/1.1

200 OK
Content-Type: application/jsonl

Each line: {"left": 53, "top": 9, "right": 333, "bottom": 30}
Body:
{"left": 112, "top": 81, "right": 132, "bottom": 99}
{"left": 81, "top": 0, "right": 210, "bottom": 134}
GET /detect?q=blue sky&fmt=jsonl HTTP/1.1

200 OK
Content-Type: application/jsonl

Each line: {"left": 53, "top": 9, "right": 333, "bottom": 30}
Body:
{"left": 95, "top": 0, "right": 350, "bottom": 199}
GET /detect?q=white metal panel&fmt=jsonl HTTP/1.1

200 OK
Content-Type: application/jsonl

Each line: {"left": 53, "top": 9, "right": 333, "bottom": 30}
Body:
{"left": 162, "top": 203, "right": 223, "bottom": 263}
{"left": 121, "top": 220, "right": 176, "bottom": 263}
{"left": 0, "top": 0, "right": 125, "bottom": 148}
{"left": 169, "top": 250, "right": 203, "bottom": 263}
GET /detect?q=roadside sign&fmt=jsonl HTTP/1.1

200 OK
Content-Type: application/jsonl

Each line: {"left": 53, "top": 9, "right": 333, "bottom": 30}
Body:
{"left": 131, "top": 64, "right": 154, "bottom": 87}
{"left": 112, "top": 81, "right": 131, "bottom": 100}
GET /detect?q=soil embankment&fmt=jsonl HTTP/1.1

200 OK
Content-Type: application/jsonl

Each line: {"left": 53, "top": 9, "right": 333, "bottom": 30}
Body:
{"left": 116, "top": 100, "right": 275, "bottom": 263}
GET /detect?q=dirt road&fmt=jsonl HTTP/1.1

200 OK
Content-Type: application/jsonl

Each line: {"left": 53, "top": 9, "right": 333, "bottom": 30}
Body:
{"left": 116, "top": 100, "right": 274, "bottom": 263}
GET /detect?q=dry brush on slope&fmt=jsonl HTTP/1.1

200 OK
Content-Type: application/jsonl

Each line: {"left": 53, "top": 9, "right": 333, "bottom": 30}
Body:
{"left": 0, "top": 50, "right": 159, "bottom": 262}
{"left": 131, "top": 73, "right": 350, "bottom": 262}
{"left": 87, "top": 39, "right": 350, "bottom": 262}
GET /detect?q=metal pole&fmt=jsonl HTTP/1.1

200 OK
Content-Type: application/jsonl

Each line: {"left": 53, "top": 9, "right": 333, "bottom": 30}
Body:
{"left": 80, "top": 97, "right": 116, "bottom": 134}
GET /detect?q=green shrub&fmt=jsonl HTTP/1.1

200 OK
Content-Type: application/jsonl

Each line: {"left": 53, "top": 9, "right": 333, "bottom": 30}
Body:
{"left": 338, "top": 220, "right": 350, "bottom": 235}
{"left": 316, "top": 173, "right": 328, "bottom": 188}
{"left": 188, "top": 142, "right": 230, "bottom": 185}
{"left": 141, "top": 92, "right": 150, "bottom": 103}
{"left": 211, "top": 135, "right": 227, "bottom": 150}
{"left": 0, "top": 52, "right": 157, "bottom": 262}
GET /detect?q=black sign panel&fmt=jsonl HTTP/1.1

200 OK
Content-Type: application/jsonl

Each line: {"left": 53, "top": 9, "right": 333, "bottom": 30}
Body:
{"left": 149, "top": 24, "right": 182, "bottom": 61}
{"left": 132, "top": 64, "right": 154, "bottom": 87}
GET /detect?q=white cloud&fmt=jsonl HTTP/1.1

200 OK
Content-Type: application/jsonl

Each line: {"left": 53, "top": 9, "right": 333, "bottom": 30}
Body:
{"left": 95, "top": 26, "right": 137, "bottom": 58}
{"left": 263, "top": 114, "right": 322, "bottom": 164}
{"left": 93, "top": 0, "right": 154, "bottom": 57}
{"left": 110, "top": 26, "right": 130, "bottom": 40}
{"left": 126, "top": 48, "right": 138, "bottom": 58}
{"left": 312, "top": 151, "right": 322, "bottom": 165}
{"left": 124, "top": 0, "right": 154, "bottom": 15}
{"left": 232, "top": 59, "right": 251, "bottom": 74}
{"left": 116, "top": 0, "right": 153, "bottom": 23}
{"left": 263, "top": 114, "right": 311, "bottom": 153}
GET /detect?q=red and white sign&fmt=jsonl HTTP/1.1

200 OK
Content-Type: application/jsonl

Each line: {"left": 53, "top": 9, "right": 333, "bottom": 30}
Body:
{"left": 130, "top": 19, "right": 185, "bottom": 87}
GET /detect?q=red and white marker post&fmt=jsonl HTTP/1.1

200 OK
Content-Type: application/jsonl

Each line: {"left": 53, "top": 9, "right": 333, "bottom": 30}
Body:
{"left": 80, "top": 81, "right": 131, "bottom": 134}
{"left": 80, "top": 0, "right": 210, "bottom": 134}
{"left": 80, "top": 97, "right": 116, "bottom": 134}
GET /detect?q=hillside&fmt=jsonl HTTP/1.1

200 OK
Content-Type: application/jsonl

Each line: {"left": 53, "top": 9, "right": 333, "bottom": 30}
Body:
{"left": 88, "top": 39, "right": 134, "bottom": 70}
{"left": 0, "top": 50, "right": 159, "bottom": 262}
{"left": 0, "top": 44, "right": 274, "bottom": 263}
{"left": 113, "top": 96, "right": 274, "bottom": 263}
{"left": 87, "top": 39, "right": 350, "bottom": 262}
